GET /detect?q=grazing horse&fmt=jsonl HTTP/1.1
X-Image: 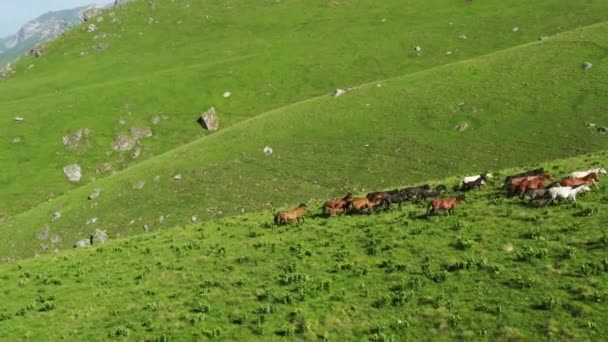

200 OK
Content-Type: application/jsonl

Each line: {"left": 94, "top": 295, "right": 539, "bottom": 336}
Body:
{"left": 559, "top": 173, "right": 599, "bottom": 189}
{"left": 322, "top": 193, "right": 353, "bottom": 216}
{"left": 568, "top": 167, "right": 607, "bottom": 179}
{"left": 274, "top": 204, "right": 308, "bottom": 225}
{"left": 461, "top": 176, "right": 487, "bottom": 191}
{"left": 401, "top": 184, "right": 431, "bottom": 201}
{"left": 504, "top": 168, "right": 544, "bottom": 187}
{"left": 459, "top": 172, "right": 492, "bottom": 188}
{"left": 418, "top": 185, "right": 447, "bottom": 200}
{"left": 426, "top": 195, "right": 466, "bottom": 217}
{"left": 545, "top": 185, "right": 591, "bottom": 206}
{"left": 350, "top": 197, "right": 383, "bottom": 214}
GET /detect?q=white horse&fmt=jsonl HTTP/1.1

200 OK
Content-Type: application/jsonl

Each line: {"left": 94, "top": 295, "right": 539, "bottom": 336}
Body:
{"left": 545, "top": 185, "right": 591, "bottom": 206}
{"left": 459, "top": 172, "right": 492, "bottom": 187}
{"left": 568, "top": 167, "right": 607, "bottom": 179}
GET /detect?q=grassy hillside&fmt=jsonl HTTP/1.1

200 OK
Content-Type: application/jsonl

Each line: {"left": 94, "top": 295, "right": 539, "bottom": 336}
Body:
{"left": 2, "top": 20, "right": 608, "bottom": 260}
{"left": 1, "top": 152, "right": 608, "bottom": 340}
{"left": 1, "top": 0, "right": 608, "bottom": 219}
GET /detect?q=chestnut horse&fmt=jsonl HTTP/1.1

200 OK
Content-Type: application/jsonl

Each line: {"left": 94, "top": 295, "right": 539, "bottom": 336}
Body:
{"left": 507, "top": 172, "right": 552, "bottom": 196}
{"left": 515, "top": 177, "right": 546, "bottom": 198}
{"left": 350, "top": 197, "right": 383, "bottom": 214}
{"left": 504, "top": 168, "right": 544, "bottom": 187}
{"left": 274, "top": 204, "right": 308, "bottom": 225}
{"left": 559, "top": 172, "right": 599, "bottom": 189}
{"left": 322, "top": 193, "right": 353, "bottom": 216}
{"left": 426, "top": 195, "right": 465, "bottom": 217}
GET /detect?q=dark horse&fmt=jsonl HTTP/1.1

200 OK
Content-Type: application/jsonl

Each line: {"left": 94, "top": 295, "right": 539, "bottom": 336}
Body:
{"left": 366, "top": 189, "right": 410, "bottom": 210}
{"left": 401, "top": 184, "right": 431, "bottom": 201}
{"left": 418, "top": 185, "right": 448, "bottom": 200}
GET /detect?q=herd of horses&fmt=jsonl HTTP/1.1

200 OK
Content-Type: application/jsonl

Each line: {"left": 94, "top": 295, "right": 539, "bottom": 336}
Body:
{"left": 273, "top": 167, "right": 606, "bottom": 226}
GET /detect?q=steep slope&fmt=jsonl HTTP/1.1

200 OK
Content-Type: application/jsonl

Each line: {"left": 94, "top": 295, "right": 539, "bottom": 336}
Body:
{"left": 2, "top": 21, "right": 607, "bottom": 260}
{"left": 0, "top": 152, "right": 607, "bottom": 340}
{"left": 2, "top": 0, "right": 608, "bottom": 219}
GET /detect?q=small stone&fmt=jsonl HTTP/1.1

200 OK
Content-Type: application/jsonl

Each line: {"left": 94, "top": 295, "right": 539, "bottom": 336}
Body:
{"left": 598, "top": 127, "right": 607, "bottom": 134}
{"left": 263, "top": 146, "right": 273, "bottom": 156}
{"left": 446, "top": 51, "right": 452, "bottom": 55}
{"left": 134, "top": 181, "right": 146, "bottom": 190}
{"left": 11, "top": 137, "right": 22, "bottom": 144}
{"left": 588, "top": 123, "right": 596, "bottom": 128}
{"left": 414, "top": 46, "right": 422, "bottom": 52}
{"left": 119, "top": 117, "right": 126, "bottom": 125}
{"left": 132, "top": 148, "right": 141, "bottom": 158}
{"left": 151, "top": 115, "right": 161, "bottom": 125}
{"left": 223, "top": 91, "right": 232, "bottom": 98}
{"left": 130, "top": 127, "right": 152, "bottom": 139}
{"left": 458, "top": 35, "right": 467, "bottom": 40}
{"left": 88, "top": 188, "right": 101, "bottom": 200}
{"left": 582, "top": 62, "right": 593, "bottom": 71}
{"left": 87, "top": 24, "right": 97, "bottom": 32}
{"left": 198, "top": 107, "right": 220, "bottom": 131}
{"left": 143, "top": 224, "right": 149, "bottom": 232}
{"left": 51, "top": 212, "right": 61, "bottom": 221}
{"left": 63, "top": 164, "right": 82, "bottom": 182}
{"left": 50, "top": 235, "right": 61, "bottom": 244}
{"left": 74, "top": 239, "right": 91, "bottom": 248}
{"left": 91, "top": 229, "right": 108, "bottom": 245}
{"left": 99, "top": 163, "right": 113, "bottom": 173}
{"left": 29, "top": 48, "right": 44, "bottom": 57}
{"left": 14, "top": 117, "right": 24, "bottom": 122}
{"left": 112, "top": 133, "right": 136, "bottom": 151}
{"left": 455, "top": 123, "right": 469, "bottom": 132}
{"left": 86, "top": 217, "right": 98, "bottom": 224}
{"left": 191, "top": 215, "right": 197, "bottom": 222}
{"left": 538, "top": 35, "right": 549, "bottom": 41}
{"left": 512, "top": 27, "right": 519, "bottom": 32}
{"left": 173, "top": 174, "right": 182, "bottom": 181}
{"left": 333, "top": 88, "right": 348, "bottom": 97}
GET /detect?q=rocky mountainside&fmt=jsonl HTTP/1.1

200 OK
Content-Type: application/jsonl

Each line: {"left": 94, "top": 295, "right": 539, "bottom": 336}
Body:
{"left": 0, "top": 4, "right": 105, "bottom": 65}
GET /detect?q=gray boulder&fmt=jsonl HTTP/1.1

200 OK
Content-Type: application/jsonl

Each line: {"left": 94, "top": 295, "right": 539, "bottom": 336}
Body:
{"left": 113, "top": 133, "right": 136, "bottom": 151}
{"left": 91, "top": 229, "right": 108, "bottom": 245}
{"left": 130, "top": 127, "right": 152, "bottom": 139}
{"left": 63, "top": 164, "right": 82, "bottom": 182}
{"left": 582, "top": 62, "right": 593, "bottom": 71}
{"left": 198, "top": 107, "right": 220, "bottom": 131}
{"left": 74, "top": 238, "right": 91, "bottom": 248}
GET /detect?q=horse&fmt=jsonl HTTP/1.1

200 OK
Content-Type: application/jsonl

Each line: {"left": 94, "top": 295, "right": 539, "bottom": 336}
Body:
{"left": 525, "top": 189, "right": 550, "bottom": 202}
{"left": 274, "top": 204, "right": 308, "bottom": 225}
{"left": 426, "top": 195, "right": 466, "bottom": 217}
{"left": 401, "top": 184, "right": 431, "bottom": 201}
{"left": 568, "top": 167, "right": 607, "bottom": 179}
{"left": 559, "top": 173, "right": 599, "bottom": 189}
{"left": 544, "top": 185, "right": 591, "bottom": 206}
{"left": 506, "top": 172, "right": 552, "bottom": 197}
{"left": 461, "top": 176, "right": 486, "bottom": 191}
{"left": 459, "top": 172, "right": 491, "bottom": 188}
{"left": 504, "top": 168, "right": 544, "bottom": 187}
{"left": 514, "top": 177, "right": 546, "bottom": 198}
{"left": 350, "top": 197, "right": 383, "bottom": 214}
{"left": 366, "top": 189, "right": 410, "bottom": 210}
{"left": 418, "top": 185, "right": 447, "bottom": 200}
{"left": 322, "top": 193, "right": 353, "bottom": 216}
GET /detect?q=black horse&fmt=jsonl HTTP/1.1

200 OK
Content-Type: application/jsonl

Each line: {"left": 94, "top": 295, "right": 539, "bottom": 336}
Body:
{"left": 418, "top": 185, "right": 448, "bottom": 200}
{"left": 401, "top": 184, "right": 431, "bottom": 201}
{"left": 366, "top": 189, "right": 410, "bottom": 210}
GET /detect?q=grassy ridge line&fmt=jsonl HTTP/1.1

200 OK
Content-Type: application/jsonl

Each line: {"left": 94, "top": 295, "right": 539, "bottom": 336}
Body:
{"left": 0, "top": 151, "right": 607, "bottom": 340}
{"left": 1, "top": 20, "right": 607, "bottom": 259}
{"left": 3, "top": 0, "right": 608, "bottom": 218}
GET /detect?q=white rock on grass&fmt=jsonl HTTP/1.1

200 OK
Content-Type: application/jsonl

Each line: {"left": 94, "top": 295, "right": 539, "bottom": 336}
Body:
{"left": 173, "top": 173, "right": 182, "bottom": 181}
{"left": 582, "top": 62, "right": 593, "bottom": 71}
{"left": 88, "top": 188, "right": 101, "bottom": 200}
{"left": 14, "top": 117, "right": 25, "bottom": 122}
{"left": 87, "top": 24, "right": 97, "bottom": 32}
{"left": 74, "top": 239, "right": 91, "bottom": 248}
{"left": 133, "top": 181, "right": 146, "bottom": 190}
{"left": 63, "top": 164, "right": 82, "bottom": 182}
{"left": 51, "top": 212, "right": 61, "bottom": 221}
{"left": 223, "top": 91, "right": 232, "bottom": 98}
{"left": 263, "top": 146, "right": 273, "bottom": 156}
{"left": 91, "top": 229, "right": 108, "bottom": 244}
{"left": 414, "top": 45, "right": 422, "bottom": 52}
{"left": 458, "top": 34, "right": 467, "bottom": 40}
{"left": 512, "top": 27, "right": 519, "bottom": 32}
{"left": 191, "top": 215, "right": 198, "bottom": 222}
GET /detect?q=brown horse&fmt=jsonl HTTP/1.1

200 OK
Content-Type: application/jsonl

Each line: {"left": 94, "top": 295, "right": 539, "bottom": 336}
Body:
{"left": 350, "top": 197, "right": 383, "bottom": 214}
{"left": 507, "top": 172, "right": 552, "bottom": 196}
{"left": 559, "top": 172, "right": 599, "bottom": 188}
{"left": 426, "top": 195, "right": 465, "bottom": 217}
{"left": 274, "top": 204, "right": 308, "bottom": 225}
{"left": 322, "top": 193, "right": 353, "bottom": 216}
{"left": 515, "top": 177, "right": 545, "bottom": 197}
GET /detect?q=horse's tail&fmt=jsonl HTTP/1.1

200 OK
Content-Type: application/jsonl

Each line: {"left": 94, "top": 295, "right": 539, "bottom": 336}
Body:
{"left": 425, "top": 201, "right": 433, "bottom": 216}
{"left": 274, "top": 213, "right": 281, "bottom": 226}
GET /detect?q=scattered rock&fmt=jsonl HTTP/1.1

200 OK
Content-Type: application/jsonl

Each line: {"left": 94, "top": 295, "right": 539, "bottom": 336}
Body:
{"left": 191, "top": 215, "right": 197, "bottom": 222}
{"left": 0, "top": 63, "right": 14, "bottom": 78}
{"left": 96, "top": 17, "right": 104, "bottom": 23}
{"left": 11, "top": 137, "right": 22, "bottom": 144}
{"left": 582, "top": 62, "right": 593, "bottom": 71}
{"left": 83, "top": 8, "right": 102, "bottom": 21}
{"left": 50, "top": 235, "right": 61, "bottom": 244}
{"left": 134, "top": 181, "right": 146, "bottom": 190}
{"left": 51, "top": 212, "right": 61, "bottom": 222}
{"left": 29, "top": 48, "right": 44, "bottom": 57}
{"left": 87, "top": 24, "right": 97, "bottom": 32}
{"left": 74, "top": 239, "right": 91, "bottom": 248}
{"left": 223, "top": 91, "right": 232, "bottom": 98}
{"left": 80, "top": 51, "right": 88, "bottom": 57}
{"left": 14, "top": 117, "right": 25, "bottom": 122}
{"left": 512, "top": 27, "right": 519, "bottom": 32}
{"left": 588, "top": 123, "right": 596, "bottom": 128}
{"left": 98, "top": 162, "right": 113, "bottom": 173}
{"left": 36, "top": 227, "right": 50, "bottom": 240}
{"left": 112, "top": 133, "right": 137, "bottom": 151}
{"left": 86, "top": 217, "right": 98, "bottom": 224}
{"left": 446, "top": 51, "right": 452, "bottom": 55}
{"left": 132, "top": 148, "right": 141, "bottom": 159}
{"left": 538, "top": 35, "right": 549, "bottom": 41}
{"left": 63, "top": 164, "right": 82, "bottom": 182}
{"left": 458, "top": 34, "right": 467, "bottom": 40}
{"left": 263, "top": 146, "right": 273, "bottom": 156}
{"left": 151, "top": 115, "right": 161, "bottom": 125}
{"left": 598, "top": 127, "right": 607, "bottom": 134}
{"left": 143, "top": 224, "right": 149, "bottom": 232}
{"left": 198, "top": 107, "right": 220, "bottom": 131}
{"left": 333, "top": 88, "right": 352, "bottom": 97}
{"left": 91, "top": 229, "right": 108, "bottom": 245}
{"left": 119, "top": 117, "right": 126, "bottom": 125}
{"left": 130, "top": 127, "right": 152, "bottom": 139}
{"left": 455, "top": 123, "right": 469, "bottom": 132}
{"left": 173, "top": 173, "right": 182, "bottom": 181}
{"left": 88, "top": 188, "right": 101, "bottom": 200}
{"left": 62, "top": 128, "right": 91, "bottom": 153}
{"left": 93, "top": 43, "right": 110, "bottom": 52}
{"left": 414, "top": 46, "right": 422, "bottom": 52}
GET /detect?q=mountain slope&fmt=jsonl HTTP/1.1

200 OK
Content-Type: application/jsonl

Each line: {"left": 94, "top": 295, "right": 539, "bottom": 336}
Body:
{"left": 2, "top": 20, "right": 607, "bottom": 260}
{"left": 0, "top": 152, "right": 607, "bottom": 340}
{"left": 2, "top": 0, "right": 608, "bottom": 220}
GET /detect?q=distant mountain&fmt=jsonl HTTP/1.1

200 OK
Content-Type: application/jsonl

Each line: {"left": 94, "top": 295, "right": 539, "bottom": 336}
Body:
{"left": 0, "top": 4, "right": 105, "bottom": 66}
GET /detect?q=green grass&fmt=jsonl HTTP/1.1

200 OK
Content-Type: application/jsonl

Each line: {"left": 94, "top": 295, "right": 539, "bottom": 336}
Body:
{"left": 1, "top": 152, "right": 608, "bottom": 340}
{"left": 1, "top": 0, "right": 608, "bottom": 219}
{"left": 2, "top": 19, "right": 608, "bottom": 259}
